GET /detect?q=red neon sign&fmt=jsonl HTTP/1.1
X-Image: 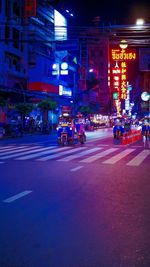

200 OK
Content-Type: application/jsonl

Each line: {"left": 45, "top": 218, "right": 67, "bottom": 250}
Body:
{"left": 24, "top": 0, "right": 36, "bottom": 17}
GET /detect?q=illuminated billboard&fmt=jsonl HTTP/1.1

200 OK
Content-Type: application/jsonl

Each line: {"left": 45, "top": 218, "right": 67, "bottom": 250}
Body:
{"left": 110, "top": 48, "right": 137, "bottom": 114}
{"left": 111, "top": 49, "right": 136, "bottom": 61}
{"left": 54, "top": 10, "right": 67, "bottom": 41}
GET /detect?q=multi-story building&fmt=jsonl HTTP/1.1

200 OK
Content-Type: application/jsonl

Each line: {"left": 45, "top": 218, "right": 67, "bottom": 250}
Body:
{"left": 0, "top": 0, "right": 77, "bottom": 124}
{"left": 0, "top": 0, "right": 28, "bottom": 103}
{"left": 78, "top": 28, "right": 110, "bottom": 115}
{"left": 24, "top": 1, "right": 76, "bottom": 119}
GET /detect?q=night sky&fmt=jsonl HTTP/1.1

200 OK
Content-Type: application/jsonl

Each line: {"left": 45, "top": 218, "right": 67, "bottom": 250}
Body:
{"left": 55, "top": 0, "right": 150, "bottom": 26}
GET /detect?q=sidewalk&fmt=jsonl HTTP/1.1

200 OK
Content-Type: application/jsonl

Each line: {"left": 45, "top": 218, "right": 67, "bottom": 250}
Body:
{"left": 0, "top": 130, "right": 57, "bottom": 143}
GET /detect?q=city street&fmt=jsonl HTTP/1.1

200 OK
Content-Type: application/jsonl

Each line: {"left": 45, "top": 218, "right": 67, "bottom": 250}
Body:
{"left": 0, "top": 128, "right": 150, "bottom": 267}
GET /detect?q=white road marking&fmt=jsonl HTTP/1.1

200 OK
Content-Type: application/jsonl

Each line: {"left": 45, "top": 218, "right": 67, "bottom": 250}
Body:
{"left": 70, "top": 166, "right": 84, "bottom": 172}
{"left": 98, "top": 144, "right": 109, "bottom": 146}
{"left": 0, "top": 146, "right": 16, "bottom": 151}
{"left": 37, "top": 147, "right": 86, "bottom": 161}
{"left": 12, "top": 146, "right": 54, "bottom": 159}
{"left": 57, "top": 147, "right": 102, "bottom": 162}
{"left": 80, "top": 148, "right": 118, "bottom": 163}
{"left": 102, "top": 148, "right": 135, "bottom": 164}
{"left": 0, "top": 161, "right": 4, "bottom": 164}
{"left": 3, "top": 190, "right": 32, "bottom": 203}
{"left": 0, "top": 146, "right": 41, "bottom": 159}
{"left": 131, "top": 145, "right": 143, "bottom": 148}
{"left": 0, "top": 146, "right": 27, "bottom": 154}
{"left": 126, "top": 150, "right": 150, "bottom": 166}
{"left": 17, "top": 146, "right": 72, "bottom": 160}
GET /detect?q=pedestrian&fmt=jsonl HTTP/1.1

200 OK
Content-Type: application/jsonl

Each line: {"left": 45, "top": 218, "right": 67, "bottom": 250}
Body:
{"left": 142, "top": 121, "right": 150, "bottom": 149}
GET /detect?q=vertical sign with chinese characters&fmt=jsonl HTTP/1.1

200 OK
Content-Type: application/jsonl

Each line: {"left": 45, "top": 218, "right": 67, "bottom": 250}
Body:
{"left": 110, "top": 48, "right": 136, "bottom": 114}
{"left": 120, "top": 61, "right": 127, "bottom": 100}
{"left": 24, "top": 0, "right": 36, "bottom": 17}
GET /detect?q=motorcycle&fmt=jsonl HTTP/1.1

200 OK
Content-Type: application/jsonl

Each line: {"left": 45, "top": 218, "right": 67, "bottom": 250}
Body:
{"left": 77, "top": 132, "right": 86, "bottom": 144}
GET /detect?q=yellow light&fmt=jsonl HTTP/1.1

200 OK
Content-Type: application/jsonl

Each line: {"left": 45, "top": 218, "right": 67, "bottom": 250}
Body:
{"left": 119, "top": 40, "right": 128, "bottom": 49}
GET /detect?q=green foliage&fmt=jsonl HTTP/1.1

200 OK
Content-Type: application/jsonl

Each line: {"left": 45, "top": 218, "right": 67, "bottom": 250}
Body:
{"left": 0, "top": 99, "right": 6, "bottom": 107}
{"left": 38, "top": 99, "right": 57, "bottom": 111}
{"left": 79, "top": 103, "right": 100, "bottom": 115}
{"left": 15, "top": 103, "right": 33, "bottom": 115}
{"left": 78, "top": 106, "right": 92, "bottom": 115}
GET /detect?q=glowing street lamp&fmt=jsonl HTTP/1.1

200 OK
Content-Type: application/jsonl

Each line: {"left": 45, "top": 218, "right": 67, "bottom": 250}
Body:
{"left": 136, "top": 18, "right": 145, "bottom": 26}
{"left": 119, "top": 40, "right": 128, "bottom": 49}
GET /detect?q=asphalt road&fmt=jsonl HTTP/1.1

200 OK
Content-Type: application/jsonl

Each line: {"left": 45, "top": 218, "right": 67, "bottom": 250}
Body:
{"left": 0, "top": 129, "right": 150, "bottom": 267}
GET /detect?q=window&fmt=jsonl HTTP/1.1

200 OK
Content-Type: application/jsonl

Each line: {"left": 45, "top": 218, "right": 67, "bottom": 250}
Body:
{"left": 5, "top": 25, "right": 10, "bottom": 44}
{"left": 0, "top": 0, "right": 2, "bottom": 13}
{"left": 5, "top": 0, "right": 10, "bottom": 17}
{"left": 12, "top": 28, "right": 19, "bottom": 49}
{"left": 13, "top": 1, "right": 20, "bottom": 17}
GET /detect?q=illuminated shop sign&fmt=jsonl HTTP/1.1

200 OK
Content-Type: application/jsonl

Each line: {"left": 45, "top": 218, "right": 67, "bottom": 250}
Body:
{"left": 120, "top": 61, "right": 127, "bottom": 100}
{"left": 111, "top": 49, "right": 136, "bottom": 61}
{"left": 52, "top": 62, "right": 68, "bottom": 75}
{"left": 111, "top": 49, "right": 136, "bottom": 101}
{"left": 112, "top": 67, "right": 121, "bottom": 98}
{"left": 54, "top": 10, "right": 67, "bottom": 40}
{"left": 24, "top": 0, "right": 36, "bottom": 17}
{"left": 59, "top": 85, "right": 72, "bottom": 96}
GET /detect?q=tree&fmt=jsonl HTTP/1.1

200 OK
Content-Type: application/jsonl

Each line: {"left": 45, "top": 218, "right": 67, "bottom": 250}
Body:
{"left": 15, "top": 103, "right": 33, "bottom": 128}
{"left": 38, "top": 99, "right": 57, "bottom": 123}
{"left": 0, "top": 99, "right": 6, "bottom": 108}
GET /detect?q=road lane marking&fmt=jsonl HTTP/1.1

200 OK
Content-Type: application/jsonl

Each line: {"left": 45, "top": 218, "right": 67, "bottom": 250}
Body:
{"left": 126, "top": 150, "right": 150, "bottom": 166}
{"left": 17, "top": 146, "right": 72, "bottom": 160}
{"left": 37, "top": 147, "right": 86, "bottom": 161}
{"left": 102, "top": 148, "right": 135, "bottom": 164}
{"left": 0, "top": 146, "right": 41, "bottom": 159}
{"left": 0, "top": 161, "right": 4, "bottom": 164}
{"left": 70, "top": 166, "right": 84, "bottom": 172}
{"left": 3, "top": 190, "right": 33, "bottom": 203}
{"left": 0, "top": 146, "right": 27, "bottom": 154}
{"left": 80, "top": 148, "right": 118, "bottom": 163}
{"left": 57, "top": 147, "right": 101, "bottom": 162}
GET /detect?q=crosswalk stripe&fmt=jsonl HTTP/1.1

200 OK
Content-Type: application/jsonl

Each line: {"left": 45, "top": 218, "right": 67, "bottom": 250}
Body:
{"left": 0, "top": 146, "right": 16, "bottom": 151}
{"left": 36, "top": 147, "right": 86, "bottom": 161}
{"left": 0, "top": 146, "right": 27, "bottom": 154}
{"left": 11, "top": 146, "right": 54, "bottom": 159}
{"left": 57, "top": 147, "right": 102, "bottom": 162}
{"left": 126, "top": 150, "right": 150, "bottom": 166}
{"left": 102, "top": 148, "right": 135, "bottom": 164}
{"left": 16, "top": 146, "right": 72, "bottom": 160}
{"left": 80, "top": 148, "right": 118, "bottom": 163}
{"left": 0, "top": 146, "right": 41, "bottom": 159}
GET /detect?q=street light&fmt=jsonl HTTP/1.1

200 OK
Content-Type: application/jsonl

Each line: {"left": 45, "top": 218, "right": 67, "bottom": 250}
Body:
{"left": 136, "top": 18, "right": 145, "bottom": 26}
{"left": 119, "top": 40, "right": 128, "bottom": 49}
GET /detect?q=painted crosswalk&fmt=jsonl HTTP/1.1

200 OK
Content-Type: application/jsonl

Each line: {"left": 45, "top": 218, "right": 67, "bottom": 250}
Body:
{"left": 0, "top": 144, "right": 149, "bottom": 166}
{"left": 126, "top": 150, "right": 150, "bottom": 166}
{"left": 102, "top": 148, "right": 135, "bottom": 164}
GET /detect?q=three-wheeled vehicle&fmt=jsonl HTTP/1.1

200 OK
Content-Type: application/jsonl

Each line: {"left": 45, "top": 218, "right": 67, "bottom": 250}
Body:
{"left": 57, "top": 116, "right": 75, "bottom": 145}
{"left": 57, "top": 115, "right": 86, "bottom": 145}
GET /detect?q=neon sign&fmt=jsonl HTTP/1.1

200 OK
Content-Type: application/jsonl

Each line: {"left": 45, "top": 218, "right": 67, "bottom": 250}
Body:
{"left": 111, "top": 49, "right": 136, "bottom": 61}
{"left": 24, "top": 0, "right": 36, "bottom": 17}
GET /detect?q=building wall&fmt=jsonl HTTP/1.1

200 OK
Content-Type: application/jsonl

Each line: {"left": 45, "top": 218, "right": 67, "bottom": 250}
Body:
{"left": 0, "top": 0, "right": 28, "bottom": 95}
